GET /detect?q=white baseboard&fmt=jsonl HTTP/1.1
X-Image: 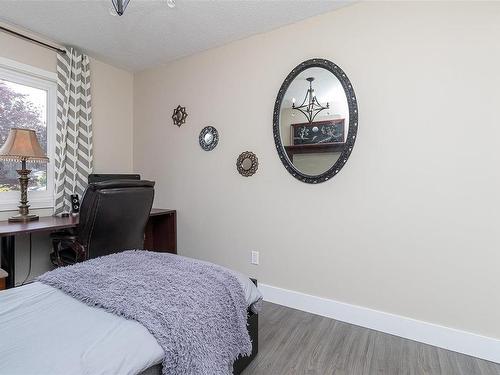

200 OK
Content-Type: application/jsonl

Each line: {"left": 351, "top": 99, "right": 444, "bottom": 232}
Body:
{"left": 259, "top": 283, "right": 500, "bottom": 364}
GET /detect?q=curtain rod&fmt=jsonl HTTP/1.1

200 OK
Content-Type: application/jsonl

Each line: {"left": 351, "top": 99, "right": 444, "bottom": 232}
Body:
{"left": 0, "top": 25, "right": 66, "bottom": 54}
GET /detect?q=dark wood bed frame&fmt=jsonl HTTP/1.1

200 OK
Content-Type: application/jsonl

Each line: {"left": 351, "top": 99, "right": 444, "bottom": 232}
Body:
{"left": 233, "top": 278, "right": 259, "bottom": 374}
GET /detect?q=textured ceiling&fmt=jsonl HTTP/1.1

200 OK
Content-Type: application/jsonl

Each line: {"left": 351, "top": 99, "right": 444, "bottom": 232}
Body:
{"left": 0, "top": 0, "right": 351, "bottom": 72}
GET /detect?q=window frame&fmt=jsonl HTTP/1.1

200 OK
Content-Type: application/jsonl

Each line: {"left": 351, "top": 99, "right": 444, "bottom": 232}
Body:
{"left": 0, "top": 57, "right": 56, "bottom": 212}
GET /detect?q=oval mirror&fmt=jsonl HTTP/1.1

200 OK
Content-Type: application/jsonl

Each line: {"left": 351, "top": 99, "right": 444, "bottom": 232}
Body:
{"left": 273, "top": 58, "right": 358, "bottom": 183}
{"left": 204, "top": 133, "right": 213, "bottom": 144}
{"left": 241, "top": 158, "right": 252, "bottom": 170}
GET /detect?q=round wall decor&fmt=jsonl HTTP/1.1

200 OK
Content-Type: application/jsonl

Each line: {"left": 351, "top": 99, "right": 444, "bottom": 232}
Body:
{"left": 236, "top": 151, "right": 258, "bottom": 177}
{"left": 172, "top": 105, "right": 188, "bottom": 127}
{"left": 199, "top": 126, "right": 219, "bottom": 151}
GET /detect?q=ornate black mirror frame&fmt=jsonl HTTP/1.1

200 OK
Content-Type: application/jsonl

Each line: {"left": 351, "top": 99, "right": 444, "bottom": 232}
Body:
{"left": 199, "top": 126, "right": 219, "bottom": 151}
{"left": 273, "top": 58, "right": 358, "bottom": 184}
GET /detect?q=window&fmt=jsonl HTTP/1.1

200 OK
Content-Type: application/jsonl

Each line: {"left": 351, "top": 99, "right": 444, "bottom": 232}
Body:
{"left": 0, "top": 57, "right": 56, "bottom": 211}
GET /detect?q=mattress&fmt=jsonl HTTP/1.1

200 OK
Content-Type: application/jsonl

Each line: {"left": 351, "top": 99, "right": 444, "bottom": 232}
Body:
{"left": 0, "top": 274, "right": 261, "bottom": 375}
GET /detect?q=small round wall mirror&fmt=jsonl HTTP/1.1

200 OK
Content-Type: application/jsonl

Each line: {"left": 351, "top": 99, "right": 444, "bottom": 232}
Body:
{"left": 237, "top": 151, "right": 258, "bottom": 177}
{"left": 273, "top": 58, "right": 358, "bottom": 183}
{"left": 199, "top": 126, "right": 219, "bottom": 151}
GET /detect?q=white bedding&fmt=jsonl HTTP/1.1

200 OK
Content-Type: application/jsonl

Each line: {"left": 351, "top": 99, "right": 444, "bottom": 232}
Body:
{"left": 0, "top": 275, "right": 261, "bottom": 375}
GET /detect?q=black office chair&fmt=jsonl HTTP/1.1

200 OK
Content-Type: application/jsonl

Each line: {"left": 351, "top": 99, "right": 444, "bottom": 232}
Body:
{"left": 50, "top": 180, "right": 155, "bottom": 266}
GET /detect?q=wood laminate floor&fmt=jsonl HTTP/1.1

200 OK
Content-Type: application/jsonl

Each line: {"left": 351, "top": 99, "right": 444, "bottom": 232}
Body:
{"left": 243, "top": 302, "right": 500, "bottom": 375}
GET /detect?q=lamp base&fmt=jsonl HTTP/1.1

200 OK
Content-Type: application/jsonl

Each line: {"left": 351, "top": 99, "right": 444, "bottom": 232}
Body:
{"left": 8, "top": 214, "right": 39, "bottom": 223}
{"left": 8, "top": 160, "right": 39, "bottom": 223}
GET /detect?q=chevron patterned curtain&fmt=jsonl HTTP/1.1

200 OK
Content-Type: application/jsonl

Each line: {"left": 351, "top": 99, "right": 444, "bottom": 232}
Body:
{"left": 54, "top": 48, "right": 93, "bottom": 214}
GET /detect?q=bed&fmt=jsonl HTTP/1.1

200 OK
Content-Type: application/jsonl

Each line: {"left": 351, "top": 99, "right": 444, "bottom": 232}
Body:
{"left": 0, "top": 251, "right": 262, "bottom": 375}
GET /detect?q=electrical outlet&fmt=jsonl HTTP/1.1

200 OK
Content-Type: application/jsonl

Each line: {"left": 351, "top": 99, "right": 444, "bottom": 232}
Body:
{"left": 251, "top": 251, "right": 259, "bottom": 265}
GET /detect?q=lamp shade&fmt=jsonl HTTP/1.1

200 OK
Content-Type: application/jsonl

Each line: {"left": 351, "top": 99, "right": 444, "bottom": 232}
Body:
{"left": 0, "top": 128, "right": 48, "bottom": 163}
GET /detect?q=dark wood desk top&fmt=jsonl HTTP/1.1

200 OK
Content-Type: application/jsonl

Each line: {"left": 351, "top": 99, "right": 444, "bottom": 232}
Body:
{"left": 149, "top": 208, "right": 176, "bottom": 217}
{"left": 0, "top": 208, "right": 175, "bottom": 237}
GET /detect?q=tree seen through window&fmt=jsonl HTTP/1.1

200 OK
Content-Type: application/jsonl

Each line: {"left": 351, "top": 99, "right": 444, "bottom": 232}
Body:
{"left": 0, "top": 79, "right": 48, "bottom": 192}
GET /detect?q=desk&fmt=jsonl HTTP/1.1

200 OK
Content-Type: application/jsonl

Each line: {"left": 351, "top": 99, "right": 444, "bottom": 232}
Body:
{"left": 0, "top": 208, "right": 176, "bottom": 289}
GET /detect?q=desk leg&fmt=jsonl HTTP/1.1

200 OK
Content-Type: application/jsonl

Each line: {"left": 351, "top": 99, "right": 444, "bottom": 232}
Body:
{"left": 1, "top": 236, "right": 15, "bottom": 289}
{"left": 144, "top": 212, "right": 177, "bottom": 254}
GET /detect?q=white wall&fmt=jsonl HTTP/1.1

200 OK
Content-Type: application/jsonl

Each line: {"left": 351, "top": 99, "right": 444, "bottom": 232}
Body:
{"left": 0, "top": 30, "right": 134, "bottom": 282}
{"left": 134, "top": 1, "right": 500, "bottom": 340}
{"left": 91, "top": 58, "right": 134, "bottom": 173}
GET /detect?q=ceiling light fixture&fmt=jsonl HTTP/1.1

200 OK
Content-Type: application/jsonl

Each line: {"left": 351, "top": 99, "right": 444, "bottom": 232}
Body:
{"left": 111, "top": 0, "right": 131, "bottom": 16}
{"left": 110, "top": 0, "right": 175, "bottom": 16}
{"left": 292, "top": 77, "right": 330, "bottom": 123}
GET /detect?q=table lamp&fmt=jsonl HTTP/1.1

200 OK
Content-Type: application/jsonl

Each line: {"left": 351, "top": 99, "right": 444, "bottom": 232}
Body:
{"left": 0, "top": 128, "right": 49, "bottom": 222}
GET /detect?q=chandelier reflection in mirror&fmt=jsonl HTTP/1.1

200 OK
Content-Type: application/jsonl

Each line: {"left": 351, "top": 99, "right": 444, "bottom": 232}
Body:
{"left": 292, "top": 77, "right": 330, "bottom": 123}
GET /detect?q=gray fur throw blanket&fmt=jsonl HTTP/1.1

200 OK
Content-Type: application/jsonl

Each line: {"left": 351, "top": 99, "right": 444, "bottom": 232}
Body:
{"left": 38, "top": 250, "right": 251, "bottom": 375}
